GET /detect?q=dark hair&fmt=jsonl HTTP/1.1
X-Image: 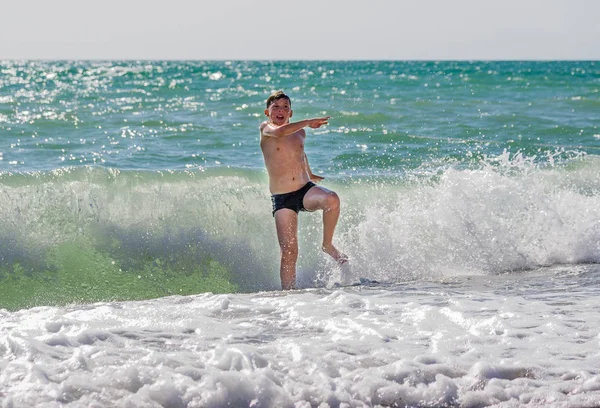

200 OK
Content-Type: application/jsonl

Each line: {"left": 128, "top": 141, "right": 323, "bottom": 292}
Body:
{"left": 266, "top": 91, "right": 291, "bottom": 109}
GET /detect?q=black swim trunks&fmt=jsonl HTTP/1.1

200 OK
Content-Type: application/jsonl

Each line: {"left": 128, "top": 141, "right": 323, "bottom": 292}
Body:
{"left": 271, "top": 182, "right": 316, "bottom": 216}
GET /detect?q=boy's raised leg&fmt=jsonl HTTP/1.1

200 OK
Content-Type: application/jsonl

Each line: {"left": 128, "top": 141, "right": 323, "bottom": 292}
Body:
{"left": 304, "top": 186, "right": 348, "bottom": 264}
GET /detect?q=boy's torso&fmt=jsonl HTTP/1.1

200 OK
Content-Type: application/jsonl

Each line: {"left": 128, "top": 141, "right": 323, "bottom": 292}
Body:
{"left": 260, "top": 129, "right": 310, "bottom": 194}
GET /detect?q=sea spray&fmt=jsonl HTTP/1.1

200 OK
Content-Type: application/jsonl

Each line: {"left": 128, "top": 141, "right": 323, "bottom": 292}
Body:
{"left": 1, "top": 151, "right": 599, "bottom": 309}
{"left": 333, "top": 150, "right": 600, "bottom": 284}
{"left": 0, "top": 167, "right": 277, "bottom": 310}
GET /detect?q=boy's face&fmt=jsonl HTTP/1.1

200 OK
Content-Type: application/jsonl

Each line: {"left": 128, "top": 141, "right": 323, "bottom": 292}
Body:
{"left": 265, "top": 98, "right": 292, "bottom": 126}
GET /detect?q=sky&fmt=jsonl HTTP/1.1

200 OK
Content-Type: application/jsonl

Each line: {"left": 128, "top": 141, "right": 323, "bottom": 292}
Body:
{"left": 1, "top": 0, "right": 599, "bottom": 60}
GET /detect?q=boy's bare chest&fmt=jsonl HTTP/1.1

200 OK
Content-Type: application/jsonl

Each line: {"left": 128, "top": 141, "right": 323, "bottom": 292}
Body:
{"left": 265, "top": 133, "right": 305, "bottom": 153}
{"left": 281, "top": 133, "right": 304, "bottom": 149}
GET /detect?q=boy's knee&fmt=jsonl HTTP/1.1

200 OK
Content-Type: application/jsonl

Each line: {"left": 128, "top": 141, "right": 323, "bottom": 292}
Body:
{"left": 281, "top": 252, "right": 298, "bottom": 264}
{"left": 280, "top": 244, "right": 298, "bottom": 259}
{"left": 326, "top": 192, "right": 340, "bottom": 210}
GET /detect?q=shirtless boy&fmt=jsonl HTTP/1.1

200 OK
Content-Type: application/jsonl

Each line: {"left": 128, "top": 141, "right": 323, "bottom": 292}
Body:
{"left": 260, "top": 91, "right": 347, "bottom": 290}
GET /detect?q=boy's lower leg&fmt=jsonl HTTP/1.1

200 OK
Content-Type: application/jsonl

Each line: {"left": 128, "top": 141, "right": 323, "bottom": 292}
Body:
{"left": 275, "top": 209, "right": 299, "bottom": 290}
{"left": 320, "top": 197, "right": 348, "bottom": 264}
{"left": 303, "top": 186, "right": 348, "bottom": 264}
{"left": 280, "top": 250, "right": 297, "bottom": 290}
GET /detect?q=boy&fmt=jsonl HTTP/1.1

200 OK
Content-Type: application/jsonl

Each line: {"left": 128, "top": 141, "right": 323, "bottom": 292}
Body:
{"left": 260, "top": 91, "right": 347, "bottom": 290}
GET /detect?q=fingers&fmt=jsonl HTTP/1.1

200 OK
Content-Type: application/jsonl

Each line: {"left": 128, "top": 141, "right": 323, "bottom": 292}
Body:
{"left": 311, "top": 117, "right": 330, "bottom": 128}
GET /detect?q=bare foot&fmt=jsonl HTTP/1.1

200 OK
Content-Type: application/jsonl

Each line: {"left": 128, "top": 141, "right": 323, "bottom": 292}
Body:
{"left": 322, "top": 245, "right": 349, "bottom": 265}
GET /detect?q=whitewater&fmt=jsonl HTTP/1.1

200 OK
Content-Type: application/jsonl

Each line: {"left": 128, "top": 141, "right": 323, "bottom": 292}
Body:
{"left": 2, "top": 264, "right": 600, "bottom": 407}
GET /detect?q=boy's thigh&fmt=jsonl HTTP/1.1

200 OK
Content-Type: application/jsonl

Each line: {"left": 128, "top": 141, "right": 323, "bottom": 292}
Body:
{"left": 274, "top": 209, "right": 298, "bottom": 245}
{"left": 303, "top": 185, "right": 335, "bottom": 211}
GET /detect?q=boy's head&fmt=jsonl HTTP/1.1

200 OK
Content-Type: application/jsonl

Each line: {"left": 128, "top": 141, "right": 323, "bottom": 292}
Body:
{"left": 265, "top": 91, "right": 293, "bottom": 125}
{"left": 266, "top": 91, "right": 291, "bottom": 109}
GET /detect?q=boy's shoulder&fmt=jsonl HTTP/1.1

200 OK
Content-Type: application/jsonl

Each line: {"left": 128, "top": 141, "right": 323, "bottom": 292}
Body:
{"left": 259, "top": 121, "right": 274, "bottom": 140}
{"left": 259, "top": 120, "right": 269, "bottom": 129}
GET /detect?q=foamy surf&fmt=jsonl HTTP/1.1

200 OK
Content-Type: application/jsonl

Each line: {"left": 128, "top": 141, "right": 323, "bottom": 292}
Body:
{"left": 2, "top": 264, "right": 600, "bottom": 407}
{"left": 1, "top": 152, "right": 599, "bottom": 309}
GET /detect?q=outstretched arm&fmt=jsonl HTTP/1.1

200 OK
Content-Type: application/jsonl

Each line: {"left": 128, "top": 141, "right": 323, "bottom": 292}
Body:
{"left": 261, "top": 117, "right": 330, "bottom": 138}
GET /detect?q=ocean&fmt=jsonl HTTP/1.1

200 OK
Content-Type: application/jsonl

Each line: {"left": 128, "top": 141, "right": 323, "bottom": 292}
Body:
{"left": 0, "top": 60, "right": 599, "bottom": 407}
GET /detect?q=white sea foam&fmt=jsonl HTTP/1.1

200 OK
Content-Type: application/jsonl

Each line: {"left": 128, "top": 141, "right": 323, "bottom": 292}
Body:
{"left": 1, "top": 265, "right": 600, "bottom": 407}
{"left": 1, "top": 154, "right": 599, "bottom": 293}
{"left": 326, "top": 152, "right": 600, "bottom": 284}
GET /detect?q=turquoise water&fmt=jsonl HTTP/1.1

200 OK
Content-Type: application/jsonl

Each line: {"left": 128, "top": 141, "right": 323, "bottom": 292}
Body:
{"left": 2, "top": 61, "right": 598, "bottom": 172}
{"left": 1, "top": 61, "right": 599, "bottom": 310}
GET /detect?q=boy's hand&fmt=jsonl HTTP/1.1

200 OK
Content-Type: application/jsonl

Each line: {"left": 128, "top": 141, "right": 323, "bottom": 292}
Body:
{"left": 308, "top": 117, "right": 330, "bottom": 129}
{"left": 310, "top": 173, "right": 325, "bottom": 182}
